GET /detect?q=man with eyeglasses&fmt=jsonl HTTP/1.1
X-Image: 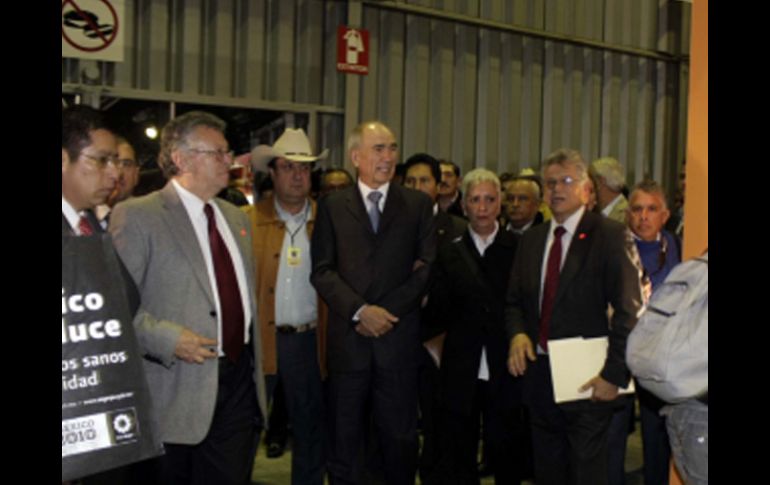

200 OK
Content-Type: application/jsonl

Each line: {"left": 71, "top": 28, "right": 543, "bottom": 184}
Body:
{"left": 109, "top": 111, "right": 268, "bottom": 484}
{"left": 95, "top": 136, "right": 141, "bottom": 226}
{"left": 243, "top": 128, "right": 329, "bottom": 485}
{"left": 505, "top": 148, "right": 643, "bottom": 485}
{"left": 62, "top": 105, "right": 120, "bottom": 236}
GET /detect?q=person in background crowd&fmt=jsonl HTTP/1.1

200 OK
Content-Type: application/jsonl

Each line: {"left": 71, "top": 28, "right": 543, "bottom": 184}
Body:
{"left": 607, "top": 179, "right": 681, "bottom": 485}
{"left": 428, "top": 168, "right": 528, "bottom": 484}
{"left": 110, "top": 111, "right": 268, "bottom": 485}
{"left": 506, "top": 148, "right": 643, "bottom": 485}
{"left": 311, "top": 121, "right": 436, "bottom": 485}
{"left": 95, "top": 135, "right": 141, "bottom": 225}
{"left": 590, "top": 157, "right": 629, "bottom": 224}
{"left": 438, "top": 160, "right": 465, "bottom": 218}
{"left": 244, "top": 127, "right": 329, "bottom": 485}
{"left": 402, "top": 152, "right": 466, "bottom": 484}
{"left": 319, "top": 167, "right": 355, "bottom": 198}
{"left": 585, "top": 171, "right": 601, "bottom": 214}
{"left": 501, "top": 176, "right": 544, "bottom": 235}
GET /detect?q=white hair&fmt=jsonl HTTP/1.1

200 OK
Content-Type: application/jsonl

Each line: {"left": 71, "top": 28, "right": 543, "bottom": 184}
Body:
{"left": 590, "top": 156, "right": 626, "bottom": 191}
{"left": 462, "top": 168, "right": 500, "bottom": 198}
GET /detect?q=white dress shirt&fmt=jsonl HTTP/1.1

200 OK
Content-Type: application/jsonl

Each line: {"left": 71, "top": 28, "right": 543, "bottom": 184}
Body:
{"left": 62, "top": 197, "right": 84, "bottom": 235}
{"left": 172, "top": 180, "right": 252, "bottom": 355}
{"left": 274, "top": 199, "right": 318, "bottom": 326}
{"left": 537, "top": 205, "right": 586, "bottom": 354}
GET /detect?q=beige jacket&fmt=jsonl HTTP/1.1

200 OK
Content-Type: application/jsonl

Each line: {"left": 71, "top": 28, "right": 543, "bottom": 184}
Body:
{"left": 243, "top": 196, "right": 328, "bottom": 377}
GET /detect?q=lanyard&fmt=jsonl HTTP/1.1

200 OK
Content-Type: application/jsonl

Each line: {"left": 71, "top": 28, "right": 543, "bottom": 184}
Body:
{"left": 285, "top": 204, "right": 310, "bottom": 246}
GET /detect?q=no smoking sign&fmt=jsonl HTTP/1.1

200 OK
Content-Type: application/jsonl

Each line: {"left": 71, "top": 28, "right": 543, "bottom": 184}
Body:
{"left": 62, "top": 0, "right": 125, "bottom": 62}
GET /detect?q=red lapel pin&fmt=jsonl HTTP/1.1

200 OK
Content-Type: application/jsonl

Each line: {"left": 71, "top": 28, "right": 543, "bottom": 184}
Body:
{"left": 578, "top": 233, "right": 587, "bottom": 240}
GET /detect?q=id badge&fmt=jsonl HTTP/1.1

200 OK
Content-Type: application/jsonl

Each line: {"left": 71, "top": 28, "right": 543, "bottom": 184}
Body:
{"left": 287, "top": 246, "right": 302, "bottom": 267}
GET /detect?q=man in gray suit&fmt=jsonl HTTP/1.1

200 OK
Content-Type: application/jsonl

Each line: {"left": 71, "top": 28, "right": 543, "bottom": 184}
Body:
{"left": 110, "top": 111, "right": 267, "bottom": 485}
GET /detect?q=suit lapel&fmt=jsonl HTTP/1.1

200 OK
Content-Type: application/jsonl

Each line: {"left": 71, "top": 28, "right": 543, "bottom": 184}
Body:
{"left": 378, "top": 184, "right": 404, "bottom": 235}
{"left": 159, "top": 183, "right": 216, "bottom": 306}
{"left": 345, "top": 186, "right": 376, "bottom": 235}
{"left": 528, "top": 224, "right": 549, "bottom": 310}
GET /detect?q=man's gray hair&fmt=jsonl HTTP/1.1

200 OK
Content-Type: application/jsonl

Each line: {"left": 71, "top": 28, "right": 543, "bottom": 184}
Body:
{"left": 590, "top": 156, "right": 626, "bottom": 191}
{"left": 462, "top": 168, "right": 501, "bottom": 198}
{"left": 158, "top": 111, "right": 227, "bottom": 178}
{"left": 347, "top": 120, "right": 392, "bottom": 155}
{"left": 630, "top": 179, "right": 669, "bottom": 210}
{"left": 541, "top": 148, "right": 589, "bottom": 182}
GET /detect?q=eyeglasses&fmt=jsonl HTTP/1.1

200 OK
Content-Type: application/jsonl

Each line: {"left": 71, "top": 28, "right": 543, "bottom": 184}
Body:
{"left": 80, "top": 152, "right": 119, "bottom": 169}
{"left": 544, "top": 176, "right": 579, "bottom": 190}
{"left": 187, "top": 148, "right": 234, "bottom": 161}
{"left": 118, "top": 158, "right": 139, "bottom": 169}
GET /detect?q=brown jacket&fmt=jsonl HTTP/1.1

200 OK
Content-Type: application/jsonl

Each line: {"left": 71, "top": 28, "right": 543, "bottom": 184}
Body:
{"left": 243, "top": 196, "right": 328, "bottom": 378}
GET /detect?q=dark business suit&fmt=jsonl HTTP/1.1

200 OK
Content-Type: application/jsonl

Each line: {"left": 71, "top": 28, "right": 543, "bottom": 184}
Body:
{"left": 311, "top": 182, "right": 436, "bottom": 485}
{"left": 418, "top": 209, "right": 466, "bottom": 484}
{"left": 504, "top": 210, "right": 643, "bottom": 485}
{"left": 443, "top": 191, "right": 465, "bottom": 219}
{"left": 428, "top": 229, "right": 526, "bottom": 484}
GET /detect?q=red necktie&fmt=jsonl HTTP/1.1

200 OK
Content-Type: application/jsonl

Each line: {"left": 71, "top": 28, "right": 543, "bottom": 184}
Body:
{"left": 78, "top": 215, "right": 94, "bottom": 236}
{"left": 204, "top": 203, "right": 245, "bottom": 363}
{"left": 539, "top": 226, "right": 566, "bottom": 352}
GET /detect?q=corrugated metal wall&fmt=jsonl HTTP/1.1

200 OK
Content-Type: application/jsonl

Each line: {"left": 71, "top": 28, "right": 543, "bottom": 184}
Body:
{"left": 62, "top": 0, "right": 691, "bottom": 194}
{"left": 354, "top": 0, "right": 691, "bottom": 191}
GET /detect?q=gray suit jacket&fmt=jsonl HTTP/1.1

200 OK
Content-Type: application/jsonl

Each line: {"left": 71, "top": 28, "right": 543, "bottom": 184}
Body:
{"left": 109, "top": 182, "right": 267, "bottom": 445}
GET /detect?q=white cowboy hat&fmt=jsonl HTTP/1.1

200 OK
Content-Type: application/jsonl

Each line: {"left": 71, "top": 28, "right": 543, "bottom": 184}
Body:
{"left": 250, "top": 128, "right": 329, "bottom": 172}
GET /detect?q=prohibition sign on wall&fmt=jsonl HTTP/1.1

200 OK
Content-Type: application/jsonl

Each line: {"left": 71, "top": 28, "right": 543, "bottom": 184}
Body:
{"left": 62, "top": 0, "right": 125, "bottom": 62}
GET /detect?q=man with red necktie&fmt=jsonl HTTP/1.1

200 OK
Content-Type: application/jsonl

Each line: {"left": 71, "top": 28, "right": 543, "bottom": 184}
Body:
{"left": 62, "top": 105, "right": 120, "bottom": 237}
{"left": 505, "top": 148, "right": 643, "bottom": 485}
{"left": 109, "top": 111, "right": 268, "bottom": 485}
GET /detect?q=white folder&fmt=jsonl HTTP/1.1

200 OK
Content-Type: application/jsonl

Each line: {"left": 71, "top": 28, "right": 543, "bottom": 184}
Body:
{"left": 548, "top": 336, "right": 635, "bottom": 403}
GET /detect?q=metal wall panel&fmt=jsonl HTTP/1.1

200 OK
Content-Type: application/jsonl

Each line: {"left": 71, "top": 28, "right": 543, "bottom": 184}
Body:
{"left": 354, "top": 0, "right": 690, "bottom": 196}
{"left": 61, "top": 0, "right": 691, "bottom": 195}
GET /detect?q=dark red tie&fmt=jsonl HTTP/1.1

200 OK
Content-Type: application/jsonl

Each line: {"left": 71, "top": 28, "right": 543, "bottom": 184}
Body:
{"left": 204, "top": 203, "right": 245, "bottom": 363}
{"left": 539, "top": 226, "right": 566, "bottom": 352}
{"left": 78, "top": 215, "right": 94, "bottom": 236}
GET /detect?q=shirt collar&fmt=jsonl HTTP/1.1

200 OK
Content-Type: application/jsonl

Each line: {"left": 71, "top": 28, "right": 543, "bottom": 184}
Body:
{"left": 507, "top": 219, "right": 534, "bottom": 234}
{"left": 602, "top": 194, "right": 624, "bottom": 217}
{"left": 358, "top": 179, "right": 390, "bottom": 204}
{"left": 468, "top": 221, "right": 500, "bottom": 256}
{"left": 62, "top": 197, "right": 81, "bottom": 231}
{"left": 550, "top": 205, "right": 586, "bottom": 236}
{"left": 172, "top": 178, "right": 208, "bottom": 217}
{"left": 274, "top": 197, "right": 311, "bottom": 223}
{"left": 631, "top": 231, "right": 662, "bottom": 243}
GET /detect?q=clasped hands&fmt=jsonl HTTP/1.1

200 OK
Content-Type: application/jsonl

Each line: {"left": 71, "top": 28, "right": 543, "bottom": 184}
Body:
{"left": 355, "top": 305, "right": 399, "bottom": 338}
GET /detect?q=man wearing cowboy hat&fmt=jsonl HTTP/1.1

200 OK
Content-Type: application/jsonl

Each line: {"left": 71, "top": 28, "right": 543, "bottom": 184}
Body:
{"left": 244, "top": 127, "right": 328, "bottom": 485}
